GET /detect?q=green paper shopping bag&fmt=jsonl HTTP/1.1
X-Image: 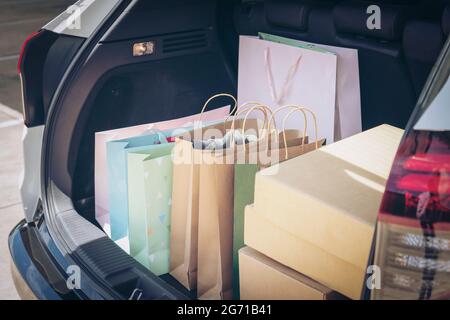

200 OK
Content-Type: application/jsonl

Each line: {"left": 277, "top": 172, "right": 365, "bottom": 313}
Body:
{"left": 232, "top": 164, "right": 259, "bottom": 299}
{"left": 127, "top": 143, "right": 174, "bottom": 276}
{"left": 232, "top": 105, "right": 325, "bottom": 299}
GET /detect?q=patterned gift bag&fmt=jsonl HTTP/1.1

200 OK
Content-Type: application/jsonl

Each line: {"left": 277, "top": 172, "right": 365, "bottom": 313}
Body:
{"left": 107, "top": 133, "right": 166, "bottom": 247}
{"left": 127, "top": 143, "right": 174, "bottom": 275}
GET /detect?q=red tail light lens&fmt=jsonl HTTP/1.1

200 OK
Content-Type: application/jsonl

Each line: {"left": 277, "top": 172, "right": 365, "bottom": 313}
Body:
{"left": 404, "top": 154, "right": 450, "bottom": 172}
{"left": 374, "top": 130, "right": 450, "bottom": 300}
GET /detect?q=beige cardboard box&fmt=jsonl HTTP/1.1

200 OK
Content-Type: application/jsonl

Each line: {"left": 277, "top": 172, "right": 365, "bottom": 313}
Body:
{"left": 251, "top": 125, "right": 404, "bottom": 299}
{"left": 244, "top": 205, "right": 360, "bottom": 299}
{"left": 239, "top": 246, "right": 346, "bottom": 300}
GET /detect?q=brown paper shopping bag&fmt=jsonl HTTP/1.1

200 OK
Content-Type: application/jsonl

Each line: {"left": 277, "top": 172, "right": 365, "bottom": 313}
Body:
{"left": 169, "top": 146, "right": 200, "bottom": 290}
{"left": 170, "top": 96, "right": 279, "bottom": 291}
{"left": 195, "top": 104, "right": 324, "bottom": 300}
{"left": 170, "top": 96, "right": 269, "bottom": 291}
{"left": 195, "top": 107, "right": 270, "bottom": 300}
{"left": 169, "top": 94, "right": 238, "bottom": 290}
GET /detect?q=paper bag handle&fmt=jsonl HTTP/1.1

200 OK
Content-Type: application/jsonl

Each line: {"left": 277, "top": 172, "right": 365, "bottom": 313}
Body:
{"left": 230, "top": 104, "right": 272, "bottom": 135}
{"left": 239, "top": 104, "right": 276, "bottom": 152}
{"left": 282, "top": 106, "right": 320, "bottom": 158}
{"left": 268, "top": 105, "right": 308, "bottom": 152}
{"left": 241, "top": 104, "right": 276, "bottom": 135}
{"left": 229, "top": 102, "right": 276, "bottom": 133}
{"left": 229, "top": 104, "right": 274, "bottom": 149}
{"left": 199, "top": 93, "right": 237, "bottom": 123}
{"left": 224, "top": 101, "right": 266, "bottom": 130}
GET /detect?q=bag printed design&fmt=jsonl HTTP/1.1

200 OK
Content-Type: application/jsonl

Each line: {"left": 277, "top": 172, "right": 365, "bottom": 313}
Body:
{"left": 128, "top": 143, "right": 174, "bottom": 276}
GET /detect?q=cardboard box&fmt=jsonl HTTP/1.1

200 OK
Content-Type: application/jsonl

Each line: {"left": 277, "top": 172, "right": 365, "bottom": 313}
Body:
{"left": 250, "top": 125, "right": 404, "bottom": 299}
{"left": 244, "top": 205, "right": 361, "bottom": 298}
{"left": 239, "top": 246, "right": 346, "bottom": 300}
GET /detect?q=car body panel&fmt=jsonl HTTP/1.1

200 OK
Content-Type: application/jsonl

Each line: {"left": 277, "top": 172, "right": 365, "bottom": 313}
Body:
{"left": 43, "top": 0, "right": 121, "bottom": 39}
{"left": 20, "top": 125, "right": 44, "bottom": 222}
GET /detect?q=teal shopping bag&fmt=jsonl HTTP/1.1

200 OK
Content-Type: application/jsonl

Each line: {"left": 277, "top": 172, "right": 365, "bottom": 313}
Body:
{"left": 127, "top": 143, "right": 174, "bottom": 276}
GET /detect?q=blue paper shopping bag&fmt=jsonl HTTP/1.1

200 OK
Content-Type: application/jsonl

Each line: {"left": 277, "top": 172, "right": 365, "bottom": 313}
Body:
{"left": 107, "top": 133, "right": 167, "bottom": 244}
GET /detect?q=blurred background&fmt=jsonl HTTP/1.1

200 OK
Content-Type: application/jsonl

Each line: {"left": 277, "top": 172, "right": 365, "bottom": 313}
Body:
{"left": 0, "top": 0, "right": 74, "bottom": 300}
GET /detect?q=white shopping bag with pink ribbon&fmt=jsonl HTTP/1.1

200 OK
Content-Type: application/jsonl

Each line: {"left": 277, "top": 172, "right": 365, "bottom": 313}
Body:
{"left": 238, "top": 36, "right": 339, "bottom": 143}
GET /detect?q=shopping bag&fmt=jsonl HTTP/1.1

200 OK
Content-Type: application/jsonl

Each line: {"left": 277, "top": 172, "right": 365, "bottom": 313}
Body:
{"left": 170, "top": 98, "right": 277, "bottom": 292}
{"left": 194, "top": 108, "right": 269, "bottom": 300}
{"left": 169, "top": 95, "right": 244, "bottom": 291}
{"left": 107, "top": 133, "right": 167, "bottom": 247}
{"left": 182, "top": 104, "right": 308, "bottom": 298}
{"left": 95, "top": 106, "right": 231, "bottom": 235}
{"left": 238, "top": 35, "right": 337, "bottom": 143}
{"left": 197, "top": 153, "right": 235, "bottom": 300}
{"left": 169, "top": 146, "right": 201, "bottom": 290}
{"left": 127, "top": 143, "right": 175, "bottom": 276}
{"left": 173, "top": 118, "right": 262, "bottom": 298}
{"left": 259, "top": 32, "right": 361, "bottom": 141}
{"left": 232, "top": 106, "right": 325, "bottom": 299}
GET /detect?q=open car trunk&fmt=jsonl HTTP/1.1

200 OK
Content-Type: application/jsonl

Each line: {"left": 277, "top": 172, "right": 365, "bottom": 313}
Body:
{"left": 41, "top": 0, "right": 448, "bottom": 299}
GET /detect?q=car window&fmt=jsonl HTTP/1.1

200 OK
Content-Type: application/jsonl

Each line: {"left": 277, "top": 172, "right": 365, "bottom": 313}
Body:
{"left": 414, "top": 73, "right": 450, "bottom": 131}
{"left": 409, "top": 37, "right": 450, "bottom": 132}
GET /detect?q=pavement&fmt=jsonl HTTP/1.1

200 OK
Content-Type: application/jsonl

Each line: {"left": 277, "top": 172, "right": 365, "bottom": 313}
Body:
{"left": 0, "top": 0, "right": 76, "bottom": 300}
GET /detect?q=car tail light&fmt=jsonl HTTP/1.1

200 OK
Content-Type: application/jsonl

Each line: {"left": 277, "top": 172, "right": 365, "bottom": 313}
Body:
{"left": 373, "top": 130, "right": 450, "bottom": 300}
{"left": 18, "top": 30, "right": 59, "bottom": 127}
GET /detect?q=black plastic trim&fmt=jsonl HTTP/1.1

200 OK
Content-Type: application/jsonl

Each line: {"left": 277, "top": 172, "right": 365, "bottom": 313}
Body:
{"left": 9, "top": 220, "right": 81, "bottom": 300}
